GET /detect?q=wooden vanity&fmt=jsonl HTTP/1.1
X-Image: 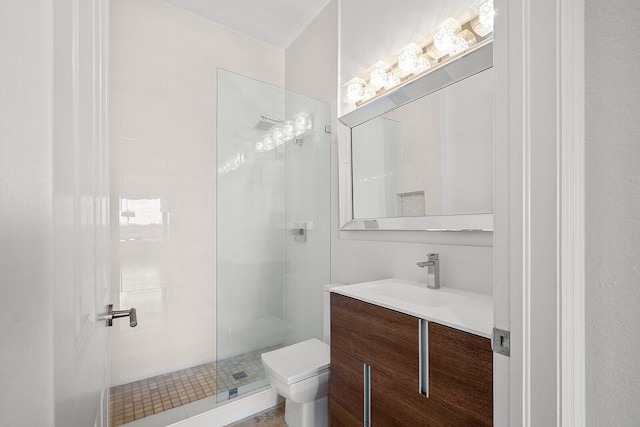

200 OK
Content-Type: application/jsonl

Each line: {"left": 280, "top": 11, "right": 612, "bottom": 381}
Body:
{"left": 329, "top": 292, "right": 493, "bottom": 426}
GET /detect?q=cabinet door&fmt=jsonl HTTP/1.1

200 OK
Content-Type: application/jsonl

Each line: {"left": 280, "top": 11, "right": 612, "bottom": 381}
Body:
{"left": 429, "top": 322, "right": 493, "bottom": 426}
{"left": 370, "top": 369, "right": 477, "bottom": 427}
{"left": 331, "top": 293, "right": 419, "bottom": 392}
{"left": 329, "top": 399, "right": 363, "bottom": 427}
{"left": 330, "top": 346, "right": 364, "bottom": 423}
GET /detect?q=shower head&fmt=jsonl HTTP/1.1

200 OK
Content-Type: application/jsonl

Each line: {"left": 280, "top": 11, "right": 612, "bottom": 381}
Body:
{"left": 254, "top": 115, "right": 283, "bottom": 131}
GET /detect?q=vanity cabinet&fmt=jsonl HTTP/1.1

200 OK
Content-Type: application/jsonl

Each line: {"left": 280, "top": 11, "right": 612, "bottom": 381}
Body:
{"left": 329, "top": 293, "right": 493, "bottom": 426}
{"left": 429, "top": 323, "right": 493, "bottom": 426}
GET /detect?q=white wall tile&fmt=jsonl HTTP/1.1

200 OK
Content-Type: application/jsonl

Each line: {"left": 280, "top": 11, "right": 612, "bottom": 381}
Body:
{"left": 282, "top": 1, "right": 335, "bottom": 348}
{"left": 120, "top": 92, "right": 171, "bottom": 136}
{"left": 110, "top": 0, "right": 284, "bottom": 385}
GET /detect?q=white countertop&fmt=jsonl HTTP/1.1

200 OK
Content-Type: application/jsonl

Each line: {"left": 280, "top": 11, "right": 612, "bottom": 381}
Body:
{"left": 330, "top": 278, "right": 493, "bottom": 338}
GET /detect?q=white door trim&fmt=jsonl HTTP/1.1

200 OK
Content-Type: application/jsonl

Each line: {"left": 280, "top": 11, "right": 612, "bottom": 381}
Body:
{"left": 494, "top": 0, "right": 585, "bottom": 425}
{"left": 559, "top": 0, "right": 585, "bottom": 424}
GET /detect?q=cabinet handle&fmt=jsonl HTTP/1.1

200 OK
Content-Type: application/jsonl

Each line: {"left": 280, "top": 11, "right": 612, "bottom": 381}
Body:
{"left": 364, "top": 363, "right": 371, "bottom": 427}
{"left": 419, "top": 319, "right": 428, "bottom": 396}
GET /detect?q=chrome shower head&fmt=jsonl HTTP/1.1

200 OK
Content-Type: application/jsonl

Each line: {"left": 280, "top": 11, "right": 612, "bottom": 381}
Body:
{"left": 253, "top": 115, "right": 283, "bottom": 131}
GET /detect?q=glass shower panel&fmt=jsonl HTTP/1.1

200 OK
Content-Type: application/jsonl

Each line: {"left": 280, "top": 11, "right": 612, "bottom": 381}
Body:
{"left": 283, "top": 91, "right": 331, "bottom": 346}
{"left": 216, "top": 70, "right": 330, "bottom": 402}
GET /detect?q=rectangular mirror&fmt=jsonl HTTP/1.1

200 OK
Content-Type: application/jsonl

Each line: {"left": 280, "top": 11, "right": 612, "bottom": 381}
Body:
{"left": 338, "top": 41, "right": 493, "bottom": 231}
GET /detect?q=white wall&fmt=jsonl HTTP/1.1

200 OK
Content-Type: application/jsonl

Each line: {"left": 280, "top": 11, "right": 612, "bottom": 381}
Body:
{"left": 284, "top": 1, "right": 336, "bottom": 344}
{"left": 585, "top": 0, "right": 640, "bottom": 424}
{"left": 335, "top": 0, "right": 493, "bottom": 293}
{"left": 109, "top": 0, "right": 284, "bottom": 385}
{"left": 0, "top": 2, "right": 55, "bottom": 425}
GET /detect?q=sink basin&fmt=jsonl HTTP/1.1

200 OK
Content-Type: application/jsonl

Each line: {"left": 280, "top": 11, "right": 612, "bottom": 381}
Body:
{"left": 331, "top": 278, "right": 493, "bottom": 338}
{"left": 362, "top": 281, "right": 466, "bottom": 307}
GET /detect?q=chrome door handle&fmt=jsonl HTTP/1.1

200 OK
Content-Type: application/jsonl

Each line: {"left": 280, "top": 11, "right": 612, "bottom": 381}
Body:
{"left": 105, "top": 304, "right": 137, "bottom": 327}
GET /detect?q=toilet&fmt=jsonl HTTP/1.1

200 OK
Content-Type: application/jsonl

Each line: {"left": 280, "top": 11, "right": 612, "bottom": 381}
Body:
{"left": 261, "top": 285, "right": 339, "bottom": 427}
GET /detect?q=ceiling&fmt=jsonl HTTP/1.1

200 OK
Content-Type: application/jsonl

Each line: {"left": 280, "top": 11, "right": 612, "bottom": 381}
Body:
{"left": 162, "top": 0, "right": 331, "bottom": 49}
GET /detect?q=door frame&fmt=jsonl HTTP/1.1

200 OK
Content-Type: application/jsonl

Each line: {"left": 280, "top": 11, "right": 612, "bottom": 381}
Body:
{"left": 493, "top": 0, "right": 585, "bottom": 425}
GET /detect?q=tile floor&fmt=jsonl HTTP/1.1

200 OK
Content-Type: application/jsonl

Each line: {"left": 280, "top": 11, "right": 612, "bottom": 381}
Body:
{"left": 109, "top": 345, "right": 282, "bottom": 427}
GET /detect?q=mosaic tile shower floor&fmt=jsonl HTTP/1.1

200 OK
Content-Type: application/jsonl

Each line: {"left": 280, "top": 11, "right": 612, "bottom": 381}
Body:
{"left": 109, "top": 345, "right": 282, "bottom": 427}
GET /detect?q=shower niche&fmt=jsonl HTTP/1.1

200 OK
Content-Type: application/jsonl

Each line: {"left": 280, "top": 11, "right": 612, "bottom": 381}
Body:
{"left": 216, "top": 69, "right": 331, "bottom": 402}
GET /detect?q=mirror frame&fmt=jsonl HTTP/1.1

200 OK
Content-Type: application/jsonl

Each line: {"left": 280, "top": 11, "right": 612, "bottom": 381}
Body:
{"left": 338, "top": 41, "right": 494, "bottom": 232}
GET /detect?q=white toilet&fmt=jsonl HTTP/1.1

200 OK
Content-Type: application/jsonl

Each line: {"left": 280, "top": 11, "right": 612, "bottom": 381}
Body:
{"left": 261, "top": 285, "right": 338, "bottom": 427}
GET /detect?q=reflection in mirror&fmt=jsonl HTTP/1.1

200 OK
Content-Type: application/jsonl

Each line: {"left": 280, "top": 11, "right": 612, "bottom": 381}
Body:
{"left": 351, "top": 68, "right": 493, "bottom": 220}
{"left": 338, "top": 41, "right": 493, "bottom": 231}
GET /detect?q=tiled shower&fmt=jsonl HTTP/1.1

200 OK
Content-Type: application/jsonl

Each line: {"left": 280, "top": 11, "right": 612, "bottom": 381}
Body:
{"left": 108, "top": 1, "right": 330, "bottom": 425}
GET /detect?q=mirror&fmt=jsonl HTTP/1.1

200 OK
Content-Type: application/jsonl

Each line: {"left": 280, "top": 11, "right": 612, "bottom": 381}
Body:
{"left": 338, "top": 41, "right": 493, "bottom": 231}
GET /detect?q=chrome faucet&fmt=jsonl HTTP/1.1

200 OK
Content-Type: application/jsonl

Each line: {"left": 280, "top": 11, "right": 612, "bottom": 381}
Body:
{"left": 417, "top": 253, "right": 440, "bottom": 289}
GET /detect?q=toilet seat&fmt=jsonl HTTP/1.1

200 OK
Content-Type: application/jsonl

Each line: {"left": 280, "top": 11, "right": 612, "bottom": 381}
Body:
{"left": 262, "top": 338, "right": 330, "bottom": 385}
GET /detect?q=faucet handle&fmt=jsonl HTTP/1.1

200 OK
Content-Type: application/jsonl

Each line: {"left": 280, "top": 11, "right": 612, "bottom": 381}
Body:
{"left": 427, "top": 253, "right": 439, "bottom": 260}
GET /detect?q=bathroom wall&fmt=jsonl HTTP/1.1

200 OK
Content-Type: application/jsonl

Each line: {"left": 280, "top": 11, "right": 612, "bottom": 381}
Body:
{"left": 334, "top": 0, "right": 493, "bottom": 294}
{"left": 0, "top": 2, "right": 55, "bottom": 424}
{"left": 585, "top": 0, "right": 640, "bottom": 424}
{"left": 283, "top": 1, "right": 337, "bottom": 344}
{"left": 284, "top": 0, "right": 492, "bottom": 297}
{"left": 109, "top": 0, "right": 284, "bottom": 386}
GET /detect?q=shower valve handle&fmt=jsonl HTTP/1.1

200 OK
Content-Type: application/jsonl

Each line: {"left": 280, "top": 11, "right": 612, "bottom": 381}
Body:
{"left": 104, "top": 304, "right": 137, "bottom": 327}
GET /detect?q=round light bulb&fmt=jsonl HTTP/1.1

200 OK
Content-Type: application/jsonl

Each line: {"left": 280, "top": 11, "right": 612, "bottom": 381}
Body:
{"left": 397, "top": 43, "right": 423, "bottom": 74}
{"left": 362, "top": 85, "right": 377, "bottom": 102}
{"left": 369, "top": 60, "right": 390, "bottom": 89}
{"left": 416, "top": 56, "right": 433, "bottom": 72}
{"left": 271, "top": 126, "right": 284, "bottom": 146}
{"left": 472, "top": 0, "right": 495, "bottom": 37}
{"left": 450, "top": 29, "right": 477, "bottom": 56}
{"left": 478, "top": 0, "right": 495, "bottom": 28}
{"left": 263, "top": 134, "right": 275, "bottom": 151}
{"left": 282, "top": 120, "right": 295, "bottom": 142}
{"left": 255, "top": 141, "right": 266, "bottom": 152}
{"left": 344, "top": 77, "right": 366, "bottom": 103}
{"left": 294, "top": 113, "right": 312, "bottom": 135}
{"left": 432, "top": 17, "right": 462, "bottom": 56}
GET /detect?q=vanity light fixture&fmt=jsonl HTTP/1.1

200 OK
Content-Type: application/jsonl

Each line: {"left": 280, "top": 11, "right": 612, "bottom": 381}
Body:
{"left": 369, "top": 60, "right": 391, "bottom": 89}
{"left": 344, "top": 77, "right": 367, "bottom": 103}
{"left": 271, "top": 125, "right": 284, "bottom": 147}
{"left": 255, "top": 112, "right": 314, "bottom": 152}
{"left": 397, "top": 43, "right": 425, "bottom": 75}
{"left": 294, "top": 112, "right": 312, "bottom": 135}
{"left": 263, "top": 134, "right": 275, "bottom": 150}
{"left": 449, "top": 29, "right": 477, "bottom": 56}
{"left": 384, "top": 70, "right": 401, "bottom": 90}
{"left": 429, "top": 17, "right": 463, "bottom": 58}
{"left": 472, "top": 0, "right": 495, "bottom": 37}
{"left": 282, "top": 120, "right": 296, "bottom": 142}
{"left": 343, "top": 2, "right": 495, "bottom": 107}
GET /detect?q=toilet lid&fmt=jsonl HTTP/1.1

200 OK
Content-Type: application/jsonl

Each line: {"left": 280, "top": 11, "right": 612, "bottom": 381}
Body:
{"left": 261, "top": 338, "right": 330, "bottom": 385}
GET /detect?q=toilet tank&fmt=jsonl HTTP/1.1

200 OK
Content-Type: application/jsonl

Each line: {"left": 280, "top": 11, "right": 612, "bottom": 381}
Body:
{"left": 323, "top": 283, "right": 344, "bottom": 345}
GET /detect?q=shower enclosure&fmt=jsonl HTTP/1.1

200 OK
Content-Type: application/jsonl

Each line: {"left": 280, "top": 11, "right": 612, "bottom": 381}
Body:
{"left": 216, "top": 70, "right": 331, "bottom": 402}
